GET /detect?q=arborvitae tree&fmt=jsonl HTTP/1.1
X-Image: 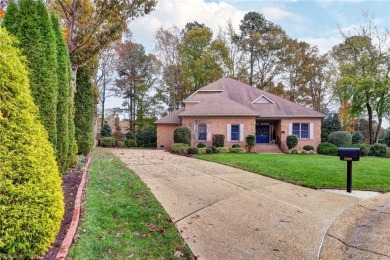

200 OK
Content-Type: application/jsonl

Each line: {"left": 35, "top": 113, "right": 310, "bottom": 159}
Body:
{"left": 4, "top": 0, "right": 58, "bottom": 149}
{"left": 51, "top": 12, "right": 71, "bottom": 173}
{"left": 0, "top": 28, "right": 64, "bottom": 259}
{"left": 101, "top": 123, "right": 112, "bottom": 137}
{"left": 75, "top": 66, "right": 94, "bottom": 155}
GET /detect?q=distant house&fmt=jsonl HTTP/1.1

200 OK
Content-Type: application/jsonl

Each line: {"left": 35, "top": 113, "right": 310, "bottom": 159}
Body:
{"left": 155, "top": 78, "right": 326, "bottom": 153}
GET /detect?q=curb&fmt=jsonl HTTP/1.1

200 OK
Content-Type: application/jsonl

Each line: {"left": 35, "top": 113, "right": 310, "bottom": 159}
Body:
{"left": 56, "top": 156, "right": 92, "bottom": 260}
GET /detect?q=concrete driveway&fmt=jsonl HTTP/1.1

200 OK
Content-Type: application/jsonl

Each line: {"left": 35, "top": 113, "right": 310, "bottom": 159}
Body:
{"left": 111, "top": 149, "right": 388, "bottom": 259}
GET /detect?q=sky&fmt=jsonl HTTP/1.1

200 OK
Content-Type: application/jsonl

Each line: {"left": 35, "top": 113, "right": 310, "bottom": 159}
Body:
{"left": 109, "top": 0, "right": 390, "bottom": 126}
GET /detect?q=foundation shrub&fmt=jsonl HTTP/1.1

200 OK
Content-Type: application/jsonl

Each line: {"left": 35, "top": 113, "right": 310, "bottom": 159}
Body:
{"left": 232, "top": 144, "right": 241, "bottom": 148}
{"left": 286, "top": 135, "right": 298, "bottom": 149}
{"left": 216, "top": 147, "right": 230, "bottom": 153}
{"left": 317, "top": 142, "right": 338, "bottom": 156}
{"left": 197, "top": 142, "right": 206, "bottom": 148}
{"left": 209, "top": 146, "right": 217, "bottom": 153}
{"left": 188, "top": 147, "right": 199, "bottom": 154}
{"left": 206, "top": 147, "right": 213, "bottom": 154}
{"left": 198, "top": 148, "right": 206, "bottom": 154}
{"left": 303, "top": 145, "right": 314, "bottom": 151}
{"left": 229, "top": 147, "right": 246, "bottom": 154}
{"left": 212, "top": 134, "right": 225, "bottom": 147}
{"left": 171, "top": 143, "right": 189, "bottom": 154}
{"left": 245, "top": 134, "right": 256, "bottom": 152}
{"left": 173, "top": 126, "right": 191, "bottom": 146}
{"left": 124, "top": 139, "right": 137, "bottom": 148}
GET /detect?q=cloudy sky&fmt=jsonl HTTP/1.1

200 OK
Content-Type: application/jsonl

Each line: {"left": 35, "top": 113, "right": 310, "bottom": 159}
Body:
{"left": 129, "top": 0, "right": 390, "bottom": 54}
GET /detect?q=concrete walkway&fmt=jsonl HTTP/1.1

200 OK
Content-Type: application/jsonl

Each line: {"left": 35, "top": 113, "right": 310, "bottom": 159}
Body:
{"left": 111, "top": 149, "right": 388, "bottom": 259}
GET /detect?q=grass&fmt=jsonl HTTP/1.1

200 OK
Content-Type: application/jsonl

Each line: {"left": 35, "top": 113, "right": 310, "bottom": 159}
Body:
{"left": 68, "top": 148, "right": 194, "bottom": 260}
{"left": 195, "top": 153, "right": 390, "bottom": 192}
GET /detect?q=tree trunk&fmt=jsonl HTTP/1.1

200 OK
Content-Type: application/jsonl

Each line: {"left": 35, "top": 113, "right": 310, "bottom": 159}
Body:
{"left": 366, "top": 102, "right": 374, "bottom": 144}
{"left": 71, "top": 66, "right": 78, "bottom": 93}
{"left": 249, "top": 44, "right": 254, "bottom": 86}
{"left": 375, "top": 117, "right": 382, "bottom": 143}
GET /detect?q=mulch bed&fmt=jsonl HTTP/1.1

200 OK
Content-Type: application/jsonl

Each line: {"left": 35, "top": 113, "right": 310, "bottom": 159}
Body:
{"left": 38, "top": 168, "right": 84, "bottom": 260}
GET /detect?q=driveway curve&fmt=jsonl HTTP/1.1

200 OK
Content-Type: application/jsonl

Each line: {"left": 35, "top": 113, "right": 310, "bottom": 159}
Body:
{"left": 111, "top": 149, "right": 386, "bottom": 259}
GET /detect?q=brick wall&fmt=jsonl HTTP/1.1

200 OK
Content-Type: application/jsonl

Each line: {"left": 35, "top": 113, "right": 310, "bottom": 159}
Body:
{"left": 182, "top": 116, "right": 256, "bottom": 147}
{"left": 156, "top": 124, "right": 180, "bottom": 149}
{"left": 279, "top": 118, "right": 322, "bottom": 152}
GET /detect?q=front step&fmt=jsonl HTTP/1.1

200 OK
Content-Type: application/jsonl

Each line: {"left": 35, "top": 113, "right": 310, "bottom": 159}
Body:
{"left": 253, "top": 144, "right": 283, "bottom": 153}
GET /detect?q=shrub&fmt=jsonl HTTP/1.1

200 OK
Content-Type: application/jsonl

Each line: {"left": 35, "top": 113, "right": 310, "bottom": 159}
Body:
{"left": 171, "top": 143, "right": 189, "bottom": 154}
{"left": 245, "top": 134, "right": 256, "bottom": 152}
{"left": 112, "top": 130, "right": 124, "bottom": 142}
{"left": 216, "top": 147, "right": 230, "bottom": 153}
{"left": 229, "top": 147, "right": 246, "bottom": 154}
{"left": 117, "top": 141, "right": 126, "bottom": 148}
{"left": 125, "top": 131, "right": 135, "bottom": 140}
{"left": 341, "top": 143, "right": 369, "bottom": 156}
{"left": 100, "top": 137, "right": 116, "bottom": 147}
{"left": 173, "top": 126, "right": 191, "bottom": 146}
{"left": 75, "top": 67, "right": 94, "bottom": 155}
{"left": 327, "top": 131, "right": 352, "bottom": 147}
{"left": 387, "top": 147, "right": 390, "bottom": 158}
{"left": 0, "top": 28, "right": 64, "bottom": 258}
{"left": 209, "top": 146, "right": 217, "bottom": 153}
{"left": 379, "top": 130, "right": 390, "bottom": 147}
{"left": 290, "top": 148, "right": 299, "bottom": 154}
{"left": 197, "top": 142, "right": 206, "bottom": 148}
{"left": 317, "top": 142, "right": 338, "bottom": 156}
{"left": 232, "top": 144, "right": 241, "bottom": 148}
{"left": 352, "top": 131, "right": 364, "bottom": 144}
{"left": 101, "top": 123, "right": 112, "bottom": 138}
{"left": 212, "top": 134, "right": 225, "bottom": 147}
{"left": 206, "top": 147, "right": 213, "bottom": 154}
{"left": 198, "top": 148, "right": 206, "bottom": 154}
{"left": 124, "top": 139, "right": 137, "bottom": 148}
{"left": 303, "top": 145, "right": 314, "bottom": 151}
{"left": 188, "top": 147, "right": 199, "bottom": 154}
{"left": 369, "top": 143, "right": 387, "bottom": 157}
{"left": 286, "top": 135, "right": 298, "bottom": 149}
{"left": 136, "top": 127, "right": 157, "bottom": 148}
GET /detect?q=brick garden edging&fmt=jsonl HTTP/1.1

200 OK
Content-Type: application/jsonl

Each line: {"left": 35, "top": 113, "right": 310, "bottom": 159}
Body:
{"left": 56, "top": 156, "right": 91, "bottom": 260}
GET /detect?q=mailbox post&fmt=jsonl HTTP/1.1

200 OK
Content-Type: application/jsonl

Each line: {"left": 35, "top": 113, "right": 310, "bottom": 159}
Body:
{"left": 337, "top": 148, "right": 361, "bottom": 193}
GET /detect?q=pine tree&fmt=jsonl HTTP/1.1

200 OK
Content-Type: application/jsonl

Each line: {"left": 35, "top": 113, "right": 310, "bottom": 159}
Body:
{"left": 75, "top": 66, "right": 94, "bottom": 155}
{"left": 4, "top": 0, "right": 58, "bottom": 150}
{"left": 51, "top": 12, "right": 71, "bottom": 173}
{"left": 0, "top": 27, "right": 64, "bottom": 259}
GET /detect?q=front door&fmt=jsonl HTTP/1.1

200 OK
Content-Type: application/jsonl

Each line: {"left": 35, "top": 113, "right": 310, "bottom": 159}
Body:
{"left": 256, "top": 125, "right": 270, "bottom": 143}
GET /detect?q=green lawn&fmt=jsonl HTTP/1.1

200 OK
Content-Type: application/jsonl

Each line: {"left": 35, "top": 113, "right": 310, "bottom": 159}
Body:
{"left": 69, "top": 149, "right": 194, "bottom": 260}
{"left": 195, "top": 154, "right": 390, "bottom": 191}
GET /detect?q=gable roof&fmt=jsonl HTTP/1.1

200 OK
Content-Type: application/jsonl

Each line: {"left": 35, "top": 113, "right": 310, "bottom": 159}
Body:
{"left": 155, "top": 78, "right": 326, "bottom": 124}
{"left": 179, "top": 94, "right": 258, "bottom": 117}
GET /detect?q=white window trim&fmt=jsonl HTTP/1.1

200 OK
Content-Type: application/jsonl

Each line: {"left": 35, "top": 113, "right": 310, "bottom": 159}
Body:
{"left": 291, "top": 123, "right": 311, "bottom": 139}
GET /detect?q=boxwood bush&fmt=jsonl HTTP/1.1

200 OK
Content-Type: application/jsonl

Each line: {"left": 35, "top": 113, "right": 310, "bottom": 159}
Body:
{"left": 317, "top": 142, "right": 338, "bottom": 156}
{"left": 206, "top": 147, "right": 213, "bottom": 154}
{"left": 232, "top": 144, "right": 241, "bottom": 148}
{"left": 327, "top": 131, "right": 352, "bottom": 147}
{"left": 212, "top": 134, "right": 225, "bottom": 147}
{"left": 286, "top": 135, "right": 298, "bottom": 149}
{"left": 245, "top": 134, "right": 256, "bottom": 152}
{"left": 173, "top": 126, "right": 191, "bottom": 146}
{"left": 209, "top": 146, "right": 217, "bottom": 153}
{"left": 303, "top": 145, "right": 314, "bottom": 151}
{"left": 188, "top": 147, "right": 199, "bottom": 154}
{"left": 100, "top": 137, "right": 116, "bottom": 147}
{"left": 124, "top": 139, "right": 137, "bottom": 148}
{"left": 171, "top": 143, "right": 189, "bottom": 154}
{"left": 369, "top": 143, "right": 387, "bottom": 157}
{"left": 198, "top": 148, "right": 207, "bottom": 154}
{"left": 0, "top": 28, "right": 64, "bottom": 258}
{"left": 197, "top": 142, "right": 206, "bottom": 148}
{"left": 229, "top": 147, "right": 246, "bottom": 154}
{"left": 216, "top": 147, "right": 230, "bottom": 153}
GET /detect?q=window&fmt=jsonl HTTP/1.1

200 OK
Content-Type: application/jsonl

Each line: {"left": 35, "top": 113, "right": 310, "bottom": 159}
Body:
{"left": 292, "top": 123, "right": 309, "bottom": 139}
{"left": 231, "top": 124, "right": 240, "bottom": 141}
{"left": 197, "top": 124, "right": 207, "bottom": 141}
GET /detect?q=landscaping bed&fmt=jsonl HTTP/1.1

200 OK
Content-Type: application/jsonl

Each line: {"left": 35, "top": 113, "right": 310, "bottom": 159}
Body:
{"left": 196, "top": 153, "right": 390, "bottom": 191}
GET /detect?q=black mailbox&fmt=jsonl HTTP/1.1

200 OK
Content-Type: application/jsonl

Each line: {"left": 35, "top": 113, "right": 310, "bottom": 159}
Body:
{"left": 338, "top": 148, "right": 361, "bottom": 161}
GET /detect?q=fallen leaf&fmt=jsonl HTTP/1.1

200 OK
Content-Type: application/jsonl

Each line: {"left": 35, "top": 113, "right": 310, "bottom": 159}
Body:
{"left": 174, "top": 250, "right": 184, "bottom": 258}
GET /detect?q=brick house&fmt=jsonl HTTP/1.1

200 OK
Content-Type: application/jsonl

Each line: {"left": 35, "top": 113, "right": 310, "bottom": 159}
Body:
{"left": 155, "top": 78, "right": 326, "bottom": 153}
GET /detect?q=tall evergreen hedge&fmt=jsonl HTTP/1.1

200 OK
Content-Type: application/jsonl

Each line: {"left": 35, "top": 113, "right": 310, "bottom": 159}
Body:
{"left": 4, "top": 0, "right": 58, "bottom": 149}
{"left": 75, "top": 67, "right": 94, "bottom": 155}
{"left": 0, "top": 28, "right": 64, "bottom": 258}
{"left": 51, "top": 12, "right": 72, "bottom": 173}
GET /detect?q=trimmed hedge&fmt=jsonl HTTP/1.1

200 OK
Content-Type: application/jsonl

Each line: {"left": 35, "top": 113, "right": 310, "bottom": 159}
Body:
{"left": 216, "top": 147, "right": 230, "bottom": 153}
{"left": 198, "top": 148, "right": 207, "bottom": 154}
{"left": 229, "top": 147, "right": 246, "bottom": 154}
{"left": 369, "top": 144, "right": 387, "bottom": 157}
{"left": 100, "top": 137, "right": 116, "bottom": 147}
{"left": 328, "top": 131, "right": 352, "bottom": 147}
{"left": 232, "top": 144, "right": 241, "bottom": 148}
{"left": 303, "top": 145, "right": 314, "bottom": 151}
{"left": 206, "top": 147, "right": 213, "bottom": 154}
{"left": 317, "top": 142, "right": 338, "bottom": 156}
{"left": 209, "top": 146, "right": 217, "bottom": 153}
{"left": 173, "top": 126, "right": 191, "bottom": 146}
{"left": 0, "top": 28, "right": 64, "bottom": 258}
{"left": 188, "top": 147, "right": 199, "bottom": 154}
{"left": 212, "top": 134, "right": 225, "bottom": 147}
{"left": 171, "top": 143, "right": 189, "bottom": 154}
{"left": 245, "top": 134, "right": 256, "bottom": 148}
{"left": 197, "top": 142, "right": 206, "bottom": 148}
{"left": 286, "top": 135, "right": 298, "bottom": 149}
